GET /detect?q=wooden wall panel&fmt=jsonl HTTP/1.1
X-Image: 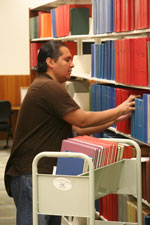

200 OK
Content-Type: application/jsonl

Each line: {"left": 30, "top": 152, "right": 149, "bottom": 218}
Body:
{"left": 0, "top": 75, "right": 30, "bottom": 106}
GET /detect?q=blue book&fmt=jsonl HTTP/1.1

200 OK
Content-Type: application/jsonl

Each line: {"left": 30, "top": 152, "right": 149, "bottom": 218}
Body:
{"left": 138, "top": 98, "right": 144, "bottom": 142}
{"left": 135, "top": 98, "right": 139, "bottom": 140}
{"left": 93, "top": 0, "right": 97, "bottom": 34}
{"left": 143, "top": 94, "right": 148, "bottom": 143}
{"left": 131, "top": 110, "right": 136, "bottom": 139}
{"left": 50, "top": 9, "right": 57, "bottom": 38}
{"left": 100, "top": 0, "right": 106, "bottom": 34}
{"left": 111, "top": 40, "right": 115, "bottom": 80}
{"left": 98, "top": 44, "right": 101, "bottom": 78}
{"left": 95, "top": 44, "right": 100, "bottom": 78}
{"left": 97, "top": 84, "right": 102, "bottom": 111}
{"left": 106, "top": 0, "right": 114, "bottom": 33}
{"left": 101, "top": 43, "right": 105, "bottom": 79}
{"left": 147, "top": 95, "right": 150, "bottom": 143}
{"left": 99, "top": 44, "right": 102, "bottom": 79}
{"left": 96, "top": 0, "right": 100, "bottom": 34}
{"left": 106, "top": 41, "right": 111, "bottom": 80}
{"left": 104, "top": 42, "right": 107, "bottom": 79}
{"left": 101, "top": 85, "right": 107, "bottom": 110}
{"left": 56, "top": 151, "right": 84, "bottom": 176}
{"left": 95, "top": 84, "right": 101, "bottom": 111}
{"left": 91, "top": 44, "right": 95, "bottom": 77}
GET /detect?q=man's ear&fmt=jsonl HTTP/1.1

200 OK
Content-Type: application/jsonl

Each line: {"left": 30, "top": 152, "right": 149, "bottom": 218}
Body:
{"left": 46, "top": 57, "right": 54, "bottom": 68}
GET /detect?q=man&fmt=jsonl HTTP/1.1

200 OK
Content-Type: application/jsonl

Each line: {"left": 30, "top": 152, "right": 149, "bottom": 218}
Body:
{"left": 4, "top": 40, "right": 137, "bottom": 225}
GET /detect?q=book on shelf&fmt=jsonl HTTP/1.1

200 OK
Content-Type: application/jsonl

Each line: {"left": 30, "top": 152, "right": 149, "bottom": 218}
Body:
{"left": 30, "top": 42, "right": 43, "bottom": 68}
{"left": 94, "top": 0, "right": 149, "bottom": 34}
{"left": 114, "top": 0, "right": 121, "bottom": 32}
{"left": 50, "top": 8, "right": 57, "bottom": 38}
{"left": 91, "top": 41, "right": 115, "bottom": 80}
{"left": 93, "top": 0, "right": 114, "bottom": 34}
{"left": 70, "top": 8, "right": 89, "bottom": 35}
{"left": 30, "top": 16, "right": 39, "bottom": 39}
{"left": 40, "top": 12, "right": 52, "bottom": 38}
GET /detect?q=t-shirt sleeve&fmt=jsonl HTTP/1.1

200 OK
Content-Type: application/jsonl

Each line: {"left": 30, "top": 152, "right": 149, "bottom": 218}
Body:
{"left": 42, "top": 81, "right": 80, "bottom": 118}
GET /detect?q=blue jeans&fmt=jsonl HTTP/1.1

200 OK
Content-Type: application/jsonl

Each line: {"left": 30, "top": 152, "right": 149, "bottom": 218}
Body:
{"left": 10, "top": 175, "right": 61, "bottom": 225}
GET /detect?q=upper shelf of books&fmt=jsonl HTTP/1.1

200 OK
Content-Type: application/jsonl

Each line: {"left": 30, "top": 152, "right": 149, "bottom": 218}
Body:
{"left": 30, "top": 0, "right": 92, "bottom": 11}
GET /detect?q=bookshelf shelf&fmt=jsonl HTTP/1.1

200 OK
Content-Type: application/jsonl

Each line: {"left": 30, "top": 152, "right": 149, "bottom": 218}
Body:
{"left": 71, "top": 74, "right": 150, "bottom": 91}
{"left": 108, "top": 127, "right": 150, "bottom": 147}
{"left": 31, "top": 0, "right": 92, "bottom": 11}
{"left": 31, "top": 29, "right": 150, "bottom": 42}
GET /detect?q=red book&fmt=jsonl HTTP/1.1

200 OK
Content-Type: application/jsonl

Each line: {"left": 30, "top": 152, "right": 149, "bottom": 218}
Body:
{"left": 72, "top": 136, "right": 118, "bottom": 166}
{"left": 120, "top": 0, "right": 126, "bottom": 31}
{"left": 64, "top": 41, "right": 77, "bottom": 59}
{"left": 124, "top": 38, "right": 131, "bottom": 85}
{"left": 133, "top": 37, "right": 150, "bottom": 86}
{"left": 140, "top": 0, "right": 149, "bottom": 29}
{"left": 120, "top": 89, "right": 131, "bottom": 134}
{"left": 55, "top": 6, "right": 61, "bottom": 37}
{"left": 58, "top": 5, "right": 64, "bottom": 37}
{"left": 130, "top": 38, "right": 135, "bottom": 85}
{"left": 122, "top": 145, "right": 133, "bottom": 159}
{"left": 130, "top": 0, "right": 135, "bottom": 31}
{"left": 121, "top": 39, "right": 126, "bottom": 84}
{"left": 116, "top": 88, "right": 123, "bottom": 132}
{"left": 126, "top": 0, "right": 135, "bottom": 31}
{"left": 114, "top": 0, "right": 121, "bottom": 32}
{"left": 112, "top": 194, "right": 118, "bottom": 221}
{"left": 114, "top": 0, "right": 117, "bottom": 32}
{"left": 118, "top": 39, "right": 122, "bottom": 83}
{"left": 135, "top": 0, "right": 140, "bottom": 29}
{"left": 30, "top": 42, "right": 43, "bottom": 68}
{"left": 115, "top": 40, "right": 119, "bottom": 83}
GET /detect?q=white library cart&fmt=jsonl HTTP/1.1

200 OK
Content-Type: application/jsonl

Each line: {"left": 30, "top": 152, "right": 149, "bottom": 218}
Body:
{"left": 32, "top": 139, "right": 142, "bottom": 225}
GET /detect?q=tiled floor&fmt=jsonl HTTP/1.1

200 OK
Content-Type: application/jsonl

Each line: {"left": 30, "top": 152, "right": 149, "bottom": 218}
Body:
{"left": 0, "top": 140, "right": 16, "bottom": 225}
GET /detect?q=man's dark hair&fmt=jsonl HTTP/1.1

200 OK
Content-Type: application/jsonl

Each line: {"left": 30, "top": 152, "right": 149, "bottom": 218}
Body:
{"left": 36, "top": 40, "right": 66, "bottom": 74}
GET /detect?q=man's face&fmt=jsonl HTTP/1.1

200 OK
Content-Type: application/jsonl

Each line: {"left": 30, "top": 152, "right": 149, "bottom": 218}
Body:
{"left": 53, "top": 46, "right": 74, "bottom": 83}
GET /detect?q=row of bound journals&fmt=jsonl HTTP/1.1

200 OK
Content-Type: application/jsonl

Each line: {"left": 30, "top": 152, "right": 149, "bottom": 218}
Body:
{"left": 93, "top": 0, "right": 150, "bottom": 34}
{"left": 91, "top": 84, "right": 150, "bottom": 144}
{"left": 56, "top": 135, "right": 135, "bottom": 176}
{"left": 91, "top": 37, "right": 150, "bottom": 86}
{"left": 30, "top": 4, "right": 91, "bottom": 39}
{"left": 99, "top": 194, "right": 150, "bottom": 224}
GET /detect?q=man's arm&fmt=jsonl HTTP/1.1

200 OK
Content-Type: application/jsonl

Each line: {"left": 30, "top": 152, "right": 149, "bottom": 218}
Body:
{"left": 63, "top": 95, "right": 137, "bottom": 128}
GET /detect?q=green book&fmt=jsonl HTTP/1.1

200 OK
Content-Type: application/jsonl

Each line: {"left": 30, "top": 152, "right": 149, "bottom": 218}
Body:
{"left": 147, "top": 41, "right": 150, "bottom": 86}
{"left": 89, "top": 86, "right": 92, "bottom": 111}
{"left": 70, "top": 8, "right": 89, "bottom": 35}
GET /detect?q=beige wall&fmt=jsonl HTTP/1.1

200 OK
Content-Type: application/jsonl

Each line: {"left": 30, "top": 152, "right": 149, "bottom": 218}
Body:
{"left": 0, "top": 0, "right": 37, "bottom": 75}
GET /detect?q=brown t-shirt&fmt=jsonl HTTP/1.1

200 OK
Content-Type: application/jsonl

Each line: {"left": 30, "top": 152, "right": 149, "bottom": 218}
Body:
{"left": 5, "top": 73, "right": 80, "bottom": 196}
